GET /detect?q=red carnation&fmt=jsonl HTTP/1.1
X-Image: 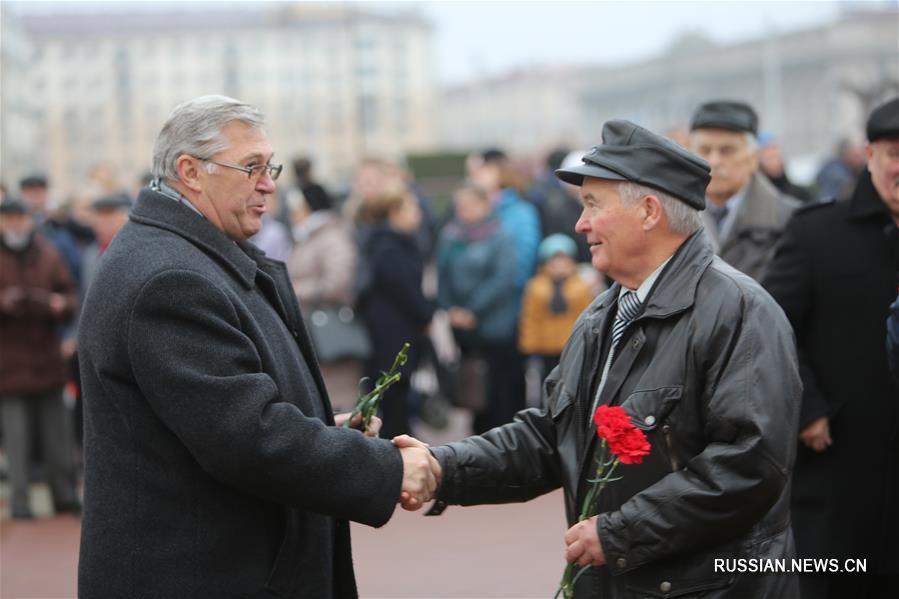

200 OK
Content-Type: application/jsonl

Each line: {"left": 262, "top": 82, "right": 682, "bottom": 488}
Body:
{"left": 592, "top": 405, "right": 650, "bottom": 465}
{"left": 557, "top": 405, "right": 653, "bottom": 597}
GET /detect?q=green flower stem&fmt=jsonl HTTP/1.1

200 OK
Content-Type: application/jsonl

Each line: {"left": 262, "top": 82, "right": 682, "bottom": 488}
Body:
{"left": 342, "top": 342, "right": 410, "bottom": 432}
{"left": 556, "top": 440, "right": 621, "bottom": 598}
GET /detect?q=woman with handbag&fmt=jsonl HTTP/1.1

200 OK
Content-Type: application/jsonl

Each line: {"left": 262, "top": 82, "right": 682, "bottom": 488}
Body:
{"left": 286, "top": 192, "right": 368, "bottom": 412}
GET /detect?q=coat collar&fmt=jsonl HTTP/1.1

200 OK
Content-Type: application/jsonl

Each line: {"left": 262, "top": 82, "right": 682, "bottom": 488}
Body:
{"left": 703, "top": 172, "right": 787, "bottom": 246}
{"left": 130, "top": 188, "right": 259, "bottom": 289}
{"left": 586, "top": 229, "right": 714, "bottom": 322}
{"left": 848, "top": 169, "right": 892, "bottom": 221}
{"left": 733, "top": 172, "right": 790, "bottom": 230}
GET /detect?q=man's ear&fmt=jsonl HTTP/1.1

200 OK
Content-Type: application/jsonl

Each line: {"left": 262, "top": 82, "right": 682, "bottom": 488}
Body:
{"left": 641, "top": 194, "right": 663, "bottom": 231}
{"left": 175, "top": 155, "right": 204, "bottom": 193}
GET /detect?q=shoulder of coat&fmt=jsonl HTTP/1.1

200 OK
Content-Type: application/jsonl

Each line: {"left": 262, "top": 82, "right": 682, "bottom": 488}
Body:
{"left": 793, "top": 197, "right": 837, "bottom": 216}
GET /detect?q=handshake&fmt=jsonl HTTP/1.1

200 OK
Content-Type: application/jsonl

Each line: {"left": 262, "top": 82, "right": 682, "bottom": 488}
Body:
{"left": 393, "top": 434, "right": 441, "bottom": 511}
{"left": 335, "top": 413, "right": 440, "bottom": 510}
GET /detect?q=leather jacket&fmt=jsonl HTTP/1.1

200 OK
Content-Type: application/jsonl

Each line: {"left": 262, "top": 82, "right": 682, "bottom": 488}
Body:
{"left": 431, "top": 231, "right": 801, "bottom": 598}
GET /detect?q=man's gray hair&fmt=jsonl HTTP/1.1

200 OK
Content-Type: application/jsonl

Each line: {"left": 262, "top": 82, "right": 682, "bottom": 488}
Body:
{"left": 151, "top": 95, "right": 265, "bottom": 180}
{"left": 743, "top": 132, "right": 759, "bottom": 153}
{"left": 617, "top": 181, "right": 703, "bottom": 235}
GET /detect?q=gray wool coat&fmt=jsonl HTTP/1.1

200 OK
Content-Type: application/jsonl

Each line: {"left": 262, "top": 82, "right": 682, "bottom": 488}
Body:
{"left": 77, "top": 188, "right": 404, "bottom": 599}
{"left": 704, "top": 171, "right": 800, "bottom": 282}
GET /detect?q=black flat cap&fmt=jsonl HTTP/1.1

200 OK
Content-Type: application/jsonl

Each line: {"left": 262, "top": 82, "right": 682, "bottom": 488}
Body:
{"left": 91, "top": 192, "right": 133, "bottom": 211}
{"left": 0, "top": 197, "right": 29, "bottom": 215}
{"left": 555, "top": 119, "right": 711, "bottom": 210}
{"left": 867, "top": 97, "right": 899, "bottom": 142}
{"left": 690, "top": 100, "right": 758, "bottom": 135}
{"left": 19, "top": 174, "right": 48, "bottom": 189}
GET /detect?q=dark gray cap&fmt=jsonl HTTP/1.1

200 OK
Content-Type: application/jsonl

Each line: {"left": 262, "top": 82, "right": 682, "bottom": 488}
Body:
{"left": 690, "top": 100, "right": 758, "bottom": 135}
{"left": 867, "top": 96, "right": 899, "bottom": 142}
{"left": 91, "top": 192, "right": 133, "bottom": 211}
{"left": 0, "top": 197, "right": 29, "bottom": 215}
{"left": 555, "top": 119, "right": 711, "bottom": 210}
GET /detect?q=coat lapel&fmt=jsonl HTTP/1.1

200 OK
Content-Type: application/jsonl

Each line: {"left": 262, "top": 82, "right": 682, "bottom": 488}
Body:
{"left": 574, "top": 232, "right": 714, "bottom": 494}
{"left": 719, "top": 173, "right": 785, "bottom": 255}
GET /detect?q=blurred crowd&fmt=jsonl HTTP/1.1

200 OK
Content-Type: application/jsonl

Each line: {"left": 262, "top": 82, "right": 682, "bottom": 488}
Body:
{"left": 0, "top": 99, "right": 892, "bottom": 527}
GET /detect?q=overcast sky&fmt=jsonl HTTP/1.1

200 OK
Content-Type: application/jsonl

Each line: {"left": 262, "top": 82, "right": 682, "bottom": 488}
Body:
{"left": 417, "top": 0, "right": 852, "bottom": 84}
{"left": 8, "top": 1, "right": 890, "bottom": 85}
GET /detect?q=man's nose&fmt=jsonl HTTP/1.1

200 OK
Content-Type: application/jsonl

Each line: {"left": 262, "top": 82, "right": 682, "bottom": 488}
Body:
{"left": 256, "top": 172, "right": 277, "bottom": 194}
{"left": 574, "top": 212, "right": 589, "bottom": 233}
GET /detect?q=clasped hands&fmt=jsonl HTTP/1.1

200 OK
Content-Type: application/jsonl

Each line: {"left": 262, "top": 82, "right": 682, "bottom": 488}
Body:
{"left": 335, "top": 413, "right": 440, "bottom": 511}
{"left": 393, "top": 434, "right": 441, "bottom": 511}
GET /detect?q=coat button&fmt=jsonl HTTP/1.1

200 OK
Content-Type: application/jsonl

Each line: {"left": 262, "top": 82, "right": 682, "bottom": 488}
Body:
{"left": 660, "top": 581, "right": 672, "bottom": 593}
{"left": 632, "top": 338, "right": 641, "bottom": 349}
{"left": 644, "top": 415, "right": 656, "bottom": 426}
{"left": 616, "top": 557, "right": 627, "bottom": 569}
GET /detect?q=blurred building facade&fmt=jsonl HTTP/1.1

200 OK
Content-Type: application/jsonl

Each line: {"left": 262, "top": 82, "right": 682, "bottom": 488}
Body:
{"left": 437, "top": 8, "right": 899, "bottom": 181}
{"left": 3, "top": 3, "right": 897, "bottom": 196}
{"left": 4, "top": 3, "right": 435, "bottom": 196}
{"left": 1, "top": 9, "right": 43, "bottom": 191}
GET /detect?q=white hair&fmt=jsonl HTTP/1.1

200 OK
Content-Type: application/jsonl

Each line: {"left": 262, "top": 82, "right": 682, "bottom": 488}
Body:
{"left": 617, "top": 181, "right": 703, "bottom": 236}
{"left": 743, "top": 132, "right": 759, "bottom": 153}
{"left": 151, "top": 95, "right": 265, "bottom": 181}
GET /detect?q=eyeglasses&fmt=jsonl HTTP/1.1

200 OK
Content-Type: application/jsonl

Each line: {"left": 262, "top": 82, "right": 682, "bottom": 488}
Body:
{"left": 201, "top": 158, "right": 283, "bottom": 181}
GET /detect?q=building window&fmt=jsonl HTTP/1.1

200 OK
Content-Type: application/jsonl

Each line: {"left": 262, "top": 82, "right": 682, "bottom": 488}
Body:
{"left": 358, "top": 94, "right": 377, "bottom": 132}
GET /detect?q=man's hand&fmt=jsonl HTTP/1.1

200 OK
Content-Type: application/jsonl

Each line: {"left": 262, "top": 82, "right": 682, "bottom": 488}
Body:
{"left": 0, "top": 287, "right": 26, "bottom": 314}
{"left": 393, "top": 434, "right": 441, "bottom": 511}
{"left": 799, "top": 416, "right": 832, "bottom": 452}
{"left": 334, "top": 412, "right": 382, "bottom": 438}
{"left": 564, "top": 516, "right": 606, "bottom": 567}
{"left": 48, "top": 292, "right": 68, "bottom": 316}
{"left": 447, "top": 307, "right": 477, "bottom": 330}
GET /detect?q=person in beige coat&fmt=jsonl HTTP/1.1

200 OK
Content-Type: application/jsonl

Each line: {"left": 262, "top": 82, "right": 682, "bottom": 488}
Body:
{"left": 287, "top": 198, "right": 363, "bottom": 412}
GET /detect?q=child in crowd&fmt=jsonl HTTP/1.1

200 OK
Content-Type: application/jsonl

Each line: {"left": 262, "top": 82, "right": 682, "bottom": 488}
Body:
{"left": 518, "top": 233, "right": 594, "bottom": 378}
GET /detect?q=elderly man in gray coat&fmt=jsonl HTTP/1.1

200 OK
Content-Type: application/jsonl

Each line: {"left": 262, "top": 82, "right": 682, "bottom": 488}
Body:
{"left": 688, "top": 100, "right": 800, "bottom": 281}
{"left": 77, "top": 95, "right": 439, "bottom": 599}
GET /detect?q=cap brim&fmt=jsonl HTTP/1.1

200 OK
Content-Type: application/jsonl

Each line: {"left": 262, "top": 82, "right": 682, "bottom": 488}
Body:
{"left": 554, "top": 163, "right": 627, "bottom": 186}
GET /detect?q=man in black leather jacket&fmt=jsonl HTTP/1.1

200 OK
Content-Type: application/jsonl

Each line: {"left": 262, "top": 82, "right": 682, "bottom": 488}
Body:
{"left": 399, "top": 120, "right": 801, "bottom": 598}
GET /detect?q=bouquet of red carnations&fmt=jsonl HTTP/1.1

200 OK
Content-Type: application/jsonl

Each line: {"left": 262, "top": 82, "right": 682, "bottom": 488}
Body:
{"left": 555, "top": 404, "right": 651, "bottom": 599}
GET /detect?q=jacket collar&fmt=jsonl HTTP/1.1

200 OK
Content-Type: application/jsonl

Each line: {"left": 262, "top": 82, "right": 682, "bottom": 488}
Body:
{"left": 130, "top": 187, "right": 259, "bottom": 289}
{"left": 586, "top": 228, "right": 713, "bottom": 321}
{"left": 848, "top": 169, "right": 892, "bottom": 221}
{"left": 733, "top": 172, "right": 789, "bottom": 230}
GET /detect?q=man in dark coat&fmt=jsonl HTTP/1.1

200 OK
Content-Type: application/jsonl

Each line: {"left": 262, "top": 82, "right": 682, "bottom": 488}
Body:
{"left": 400, "top": 120, "right": 801, "bottom": 598}
{"left": 77, "top": 95, "right": 439, "bottom": 599}
{"left": 688, "top": 100, "right": 800, "bottom": 281}
{"left": 0, "top": 197, "right": 80, "bottom": 519}
{"left": 763, "top": 96, "right": 899, "bottom": 598}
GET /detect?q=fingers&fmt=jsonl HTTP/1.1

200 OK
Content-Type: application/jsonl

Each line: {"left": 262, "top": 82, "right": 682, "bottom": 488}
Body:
{"left": 563, "top": 517, "right": 606, "bottom": 567}
{"left": 565, "top": 539, "right": 584, "bottom": 563}
{"left": 799, "top": 417, "right": 832, "bottom": 452}
{"left": 392, "top": 434, "right": 429, "bottom": 449}
{"left": 365, "top": 416, "right": 382, "bottom": 438}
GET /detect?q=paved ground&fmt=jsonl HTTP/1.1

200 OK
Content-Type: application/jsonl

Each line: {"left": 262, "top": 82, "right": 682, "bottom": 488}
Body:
{"left": 1, "top": 409, "right": 569, "bottom": 599}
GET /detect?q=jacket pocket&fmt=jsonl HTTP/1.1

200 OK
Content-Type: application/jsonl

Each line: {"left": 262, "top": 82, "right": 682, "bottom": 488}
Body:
{"left": 624, "top": 544, "right": 737, "bottom": 598}
{"left": 620, "top": 386, "right": 682, "bottom": 432}
{"left": 620, "top": 386, "right": 683, "bottom": 472}
{"left": 265, "top": 508, "right": 302, "bottom": 597}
